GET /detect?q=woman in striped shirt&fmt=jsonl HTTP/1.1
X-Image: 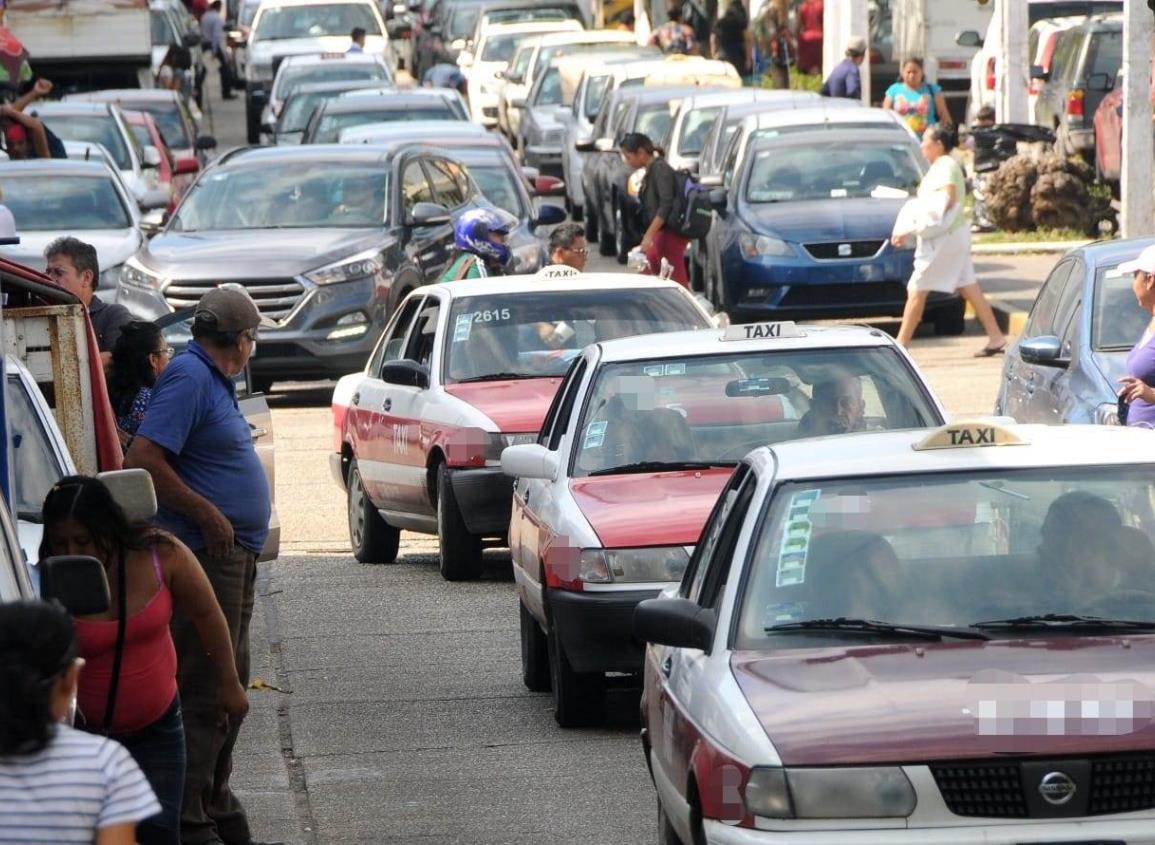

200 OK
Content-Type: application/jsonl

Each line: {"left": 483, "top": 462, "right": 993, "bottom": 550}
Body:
{"left": 0, "top": 600, "right": 160, "bottom": 844}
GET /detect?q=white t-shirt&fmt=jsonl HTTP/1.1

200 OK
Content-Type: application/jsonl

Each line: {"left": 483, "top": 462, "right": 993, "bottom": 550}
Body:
{"left": 0, "top": 724, "right": 160, "bottom": 842}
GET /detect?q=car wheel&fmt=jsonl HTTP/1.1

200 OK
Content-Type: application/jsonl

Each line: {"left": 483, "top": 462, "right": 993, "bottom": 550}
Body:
{"left": 597, "top": 200, "right": 615, "bottom": 256}
{"left": 245, "top": 97, "right": 261, "bottom": 145}
{"left": 436, "top": 462, "right": 483, "bottom": 581}
{"left": 583, "top": 195, "right": 598, "bottom": 241}
{"left": 932, "top": 298, "right": 967, "bottom": 336}
{"left": 520, "top": 600, "right": 551, "bottom": 692}
{"left": 614, "top": 202, "right": 629, "bottom": 265}
{"left": 347, "top": 460, "right": 400, "bottom": 563}
{"left": 251, "top": 375, "right": 274, "bottom": 395}
{"left": 548, "top": 621, "right": 605, "bottom": 727}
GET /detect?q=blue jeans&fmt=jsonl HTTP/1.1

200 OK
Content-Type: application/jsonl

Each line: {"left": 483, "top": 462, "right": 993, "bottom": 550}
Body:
{"left": 113, "top": 696, "right": 186, "bottom": 845}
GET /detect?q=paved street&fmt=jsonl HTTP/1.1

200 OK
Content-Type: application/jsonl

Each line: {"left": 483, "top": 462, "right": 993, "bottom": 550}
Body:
{"left": 198, "top": 78, "right": 1064, "bottom": 843}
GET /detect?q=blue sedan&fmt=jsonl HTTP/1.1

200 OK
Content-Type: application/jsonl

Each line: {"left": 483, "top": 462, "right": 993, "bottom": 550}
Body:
{"left": 702, "top": 125, "right": 965, "bottom": 332}
{"left": 996, "top": 237, "right": 1154, "bottom": 425}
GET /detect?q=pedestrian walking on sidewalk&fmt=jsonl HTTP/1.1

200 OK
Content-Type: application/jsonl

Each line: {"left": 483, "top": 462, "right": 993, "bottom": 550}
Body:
{"left": 891, "top": 124, "right": 1006, "bottom": 354}
{"left": 200, "top": 1, "right": 235, "bottom": 100}
{"left": 124, "top": 287, "right": 272, "bottom": 845}
{"left": 620, "top": 132, "right": 691, "bottom": 288}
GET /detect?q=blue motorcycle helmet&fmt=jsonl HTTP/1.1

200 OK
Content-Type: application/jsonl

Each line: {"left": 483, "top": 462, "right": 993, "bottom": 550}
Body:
{"left": 453, "top": 207, "right": 518, "bottom": 267}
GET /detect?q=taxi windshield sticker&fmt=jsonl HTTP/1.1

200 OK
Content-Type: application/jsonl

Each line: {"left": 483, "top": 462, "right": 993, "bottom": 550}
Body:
{"left": 453, "top": 314, "right": 472, "bottom": 343}
{"left": 583, "top": 420, "right": 607, "bottom": 450}
{"left": 642, "top": 362, "right": 687, "bottom": 377}
{"left": 776, "top": 489, "right": 821, "bottom": 587}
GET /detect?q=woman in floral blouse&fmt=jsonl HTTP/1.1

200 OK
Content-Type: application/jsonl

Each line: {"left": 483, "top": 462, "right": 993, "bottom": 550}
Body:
{"left": 883, "top": 57, "right": 953, "bottom": 138}
{"left": 108, "top": 321, "right": 172, "bottom": 448}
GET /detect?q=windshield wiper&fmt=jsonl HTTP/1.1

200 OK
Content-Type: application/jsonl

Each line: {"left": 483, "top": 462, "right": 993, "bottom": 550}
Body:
{"left": 973, "top": 613, "right": 1155, "bottom": 631}
{"left": 586, "top": 460, "right": 737, "bottom": 477}
{"left": 766, "top": 617, "right": 990, "bottom": 641}
{"left": 454, "top": 372, "right": 540, "bottom": 383}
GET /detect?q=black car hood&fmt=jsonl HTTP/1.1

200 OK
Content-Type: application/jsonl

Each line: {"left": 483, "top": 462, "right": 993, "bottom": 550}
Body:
{"left": 740, "top": 196, "right": 906, "bottom": 243}
{"left": 140, "top": 228, "right": 387, "bottom": 278}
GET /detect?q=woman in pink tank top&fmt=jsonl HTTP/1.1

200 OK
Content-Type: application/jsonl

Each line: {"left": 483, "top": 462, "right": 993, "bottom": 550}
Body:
{"left": 40, "top": 476, "right": 249, "bottom": 845}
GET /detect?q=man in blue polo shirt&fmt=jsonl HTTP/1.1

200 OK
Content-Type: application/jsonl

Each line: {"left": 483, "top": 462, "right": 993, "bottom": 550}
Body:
{"left": 820, "top": 35, "right": 867, "bottom": 100}
{"left": 125, "top": 286, "right": 271, "bottom": 845}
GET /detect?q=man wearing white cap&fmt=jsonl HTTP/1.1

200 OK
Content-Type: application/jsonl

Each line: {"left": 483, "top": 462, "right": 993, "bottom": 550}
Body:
{"left": 820, "top": 35, "right": 867, "bottom": 100}
{"left": 1116, "top": 244, "right": 1155, "bottom": 427}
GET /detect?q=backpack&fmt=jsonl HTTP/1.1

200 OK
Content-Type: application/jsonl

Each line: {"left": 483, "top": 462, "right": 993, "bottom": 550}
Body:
{"left": 667, "top": 169, "right": 714, "bottom": 240}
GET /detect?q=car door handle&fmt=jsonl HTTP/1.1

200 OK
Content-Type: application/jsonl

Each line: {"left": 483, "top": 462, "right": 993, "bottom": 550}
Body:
{"left": 382, "top": 397, "right": 392, "bottom": 411}
{"left": 249, "top": 425, "right": 268, "bottom": 439}
{"left": 661, "top": 656, "right": 673, "bottom": 678}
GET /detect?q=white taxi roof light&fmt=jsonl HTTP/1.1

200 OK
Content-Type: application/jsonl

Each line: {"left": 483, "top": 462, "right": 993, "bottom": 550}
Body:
{"left": 913, "top": 420, "right": 1027, "bottom": 452}
{"left": 722, "top": 321, "right": 803, "bottom": 342}
{"left": 536, "top": 265, "right": 581, "bottom": 279}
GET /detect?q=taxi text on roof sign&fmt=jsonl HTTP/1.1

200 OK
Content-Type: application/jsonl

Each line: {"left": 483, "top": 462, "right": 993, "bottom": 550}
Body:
{"left": 913, "top": 421, "right": 1027, "bottom": 452}
{"left": 722, "top": 321, "right": 803, "bottom": 342}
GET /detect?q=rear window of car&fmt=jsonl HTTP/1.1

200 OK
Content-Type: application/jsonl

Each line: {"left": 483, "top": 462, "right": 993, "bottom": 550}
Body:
{"left": 316, "top": 106, "right": 458, "bottom": 141}
{"left": 1086, "top": 28, "right": 1122, "bottom": 80}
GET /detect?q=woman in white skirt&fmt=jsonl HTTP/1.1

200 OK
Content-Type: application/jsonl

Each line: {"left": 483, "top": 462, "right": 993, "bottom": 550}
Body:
{"left": 891, "top": 123, "right": 1007, "bottom": 355}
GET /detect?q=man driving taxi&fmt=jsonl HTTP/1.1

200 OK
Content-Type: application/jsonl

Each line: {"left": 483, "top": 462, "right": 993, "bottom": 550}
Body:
{"left": 797, "top": 374, "right": 866, "bottom": 436}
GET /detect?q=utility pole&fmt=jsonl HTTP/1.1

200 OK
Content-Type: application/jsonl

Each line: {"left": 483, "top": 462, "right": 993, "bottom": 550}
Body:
{"left": 997, "top": 0, "right": 1029, "bottom": 123}
{"left": 1121, "top": 0, "right": 1154, "bottom": 237}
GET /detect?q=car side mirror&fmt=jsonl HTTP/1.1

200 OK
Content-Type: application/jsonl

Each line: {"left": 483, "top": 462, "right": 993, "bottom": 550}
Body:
{"left": 501, "top": 443, "right": 559, "bottom": 480}
{"left": 534, "top": 203, "right": 566, "bottom": 227}
{"left": 142, "top": 146, "right": 162, "bottom": 169}
{"left": 594, "top": 137, "right": 615, "bottom": 153}
{"left": 1029, "top": 65, "right": 1050, "bottom": 82}
{"left": 634, "top": 597, "right": 715, "bottom": 652}
{"left": 380, "top": 358, "right": 430, "bottom": 388}
{"left": 955, "top": 29, "right": 983, "bottom": 49}
{"left": 96, "top": 468, "right": 159, "bottom": 522}
{"left": 196, "top": 134, "right": 218, "bottom": 151}
{"left": 1018, "top": 335, "right": 1069, "bottom": 368}
{"left": 40, "top": 556, "right": 111, "bottom": 616}
{"left": 408, "top": 201, "right": 451, "bottom": 227}
{"left": 175, "top": 156, "right": 199, "bottom": 175}
{"left": 140, "top": 189, "right": 170, "bottom": 212}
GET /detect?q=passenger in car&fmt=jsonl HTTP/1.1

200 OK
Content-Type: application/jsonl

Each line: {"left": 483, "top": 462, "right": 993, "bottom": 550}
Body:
{"left": 1037, "top": 491, "right": 1123, "bottom": 603}
{"left": 797, "top": 375, "right": 866, "bottom": 436}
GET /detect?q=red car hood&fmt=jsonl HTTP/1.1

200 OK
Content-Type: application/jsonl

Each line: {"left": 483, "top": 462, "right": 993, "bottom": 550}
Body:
{"left": 443, "top": 377, "right": 563, "bottom": 433}
{"left": 570, "top": 469, "right": 732, "bottom": 548}
{"left": 732, "top": 638, "right": 1155, "bottom": 765}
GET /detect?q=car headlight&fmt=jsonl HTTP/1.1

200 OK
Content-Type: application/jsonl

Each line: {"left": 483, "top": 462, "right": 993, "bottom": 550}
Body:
{"left": 121, "top": 259, "right": 162, "bottom": 290}
{"left": 738, "top": 233, "right": 793, "bottom": 258}
{"left": 511, "top": 243, "right": 541, "bottom": 272}
{"left": 745, "top": 767, "right": 916, "bottom": 819}
{"left": 1096, "top": 402, "right": 1121, "bottom": 426}
{"left": 578, "top": 546, "right": 690, "bottom": 584}
{"left": 99, "top": 264, "right": 125, "bottom": 290}
{"left": 305, "top": 250, "right": 385, "bottom": 286}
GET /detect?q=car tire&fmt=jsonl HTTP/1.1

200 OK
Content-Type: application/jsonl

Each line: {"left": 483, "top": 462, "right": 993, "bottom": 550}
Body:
{"left": 436, "top": 462, "right": 483, "bottom": 581}
{"left": 251, "top": 375, "right": 274, "bottom": 395}
{"left": 245, "top": 97, "right": 261, "bottom": 145}
{"left": 598, "top": 201, "right": 615, "bottom": 257}
{"left": 614, "top": 202, "right": 629, "bottom": 265}
{"left": 520, "top": 600, "right": 551, "bottom": 692}
{"left": 584, "top": 196, "right": 598, "bottom": 242}
{"left": 348, "top": 460, "right": 400, "bottom": 564}
{"left": 932, "top": 298, "right": 967, "bottom": 336}
{"left": 548, "top": 621, "right": 605, "bottom": 727}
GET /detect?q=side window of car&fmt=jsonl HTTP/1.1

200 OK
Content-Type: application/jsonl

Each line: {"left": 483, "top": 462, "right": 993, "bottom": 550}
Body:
{"left": 1054, "top": 260, "right": 1084, "bottom": 354}
{"left": 401, "top": 160, "right": 434, "bottom": 219}
{"left": 682, "top": 464, "right": 752, "bottom": 602}
{"left": 445, "top": 158, "right": 474, "bottom": 201}
{"left": 1026, "top": 259, "right": 1073, "bottom": 338}
{"left": 696, "top": 470, "right": 759, "bottom": 612}
{"left": 404, "top": 297, "right": 442, "bottom": 371}
{"left": 547, "top": 358, "right": 588, "bottom": 451}
{"left": 375, "top": 296, "right": 424, "bottom": 376}
{"left": 425, "top": 158, "right": 466, "bottom": 208}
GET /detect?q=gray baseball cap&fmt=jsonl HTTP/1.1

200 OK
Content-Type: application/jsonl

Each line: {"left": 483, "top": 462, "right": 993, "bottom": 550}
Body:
{"left": 194, "top": 285, "right": 272, "bottom": 332}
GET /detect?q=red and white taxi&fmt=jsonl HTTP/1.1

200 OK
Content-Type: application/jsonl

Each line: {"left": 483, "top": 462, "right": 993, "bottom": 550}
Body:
{"left": 500, "top": 321, "right": 946, "bottom": 727}
{"left": 637, "top": 421, "right": 1155, "bottom": 844}
{"left": 330, "top": 269, "right": 712, "bottom": 580}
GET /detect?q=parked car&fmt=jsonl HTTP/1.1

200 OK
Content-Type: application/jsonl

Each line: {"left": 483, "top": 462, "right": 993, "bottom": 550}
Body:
{"left": 996, "top": 237, "right": 1154, "bottom": 425}
{"left": 1031, "top": 13, "right": 1122, "bottom": 161}
{"left": 261, "top": 51, "right": 394, "bottom": 140}
{"left": 1028, "top": 17, "right": 1086, "bottom": 123}
{"left": 117, "top": 144, "right": 482, "bottom": 391}
{"left": 121, "top": 110, "right": 182, "bottom": 211}
{"left": 1092, "top": 60, "right": 1155, "bottom": 185}
{"left": 243, "top": 0, "right": 398, "bottom": 143}
{"left": 0, "top": 160, "right": 145, "bottom": 299}
{"left": 702, "top": 123, "right": 967, "bottom": 332}
{"left": 329, "top": 271, "right": 713, "bottom": 578}
{"left": 504, "top": 320, "right": 946, "bottom": 725}
{"left": 300, "top": 88, "right": 469, "bottom": 143}
{"left": 271, "top": 79, "right": 389, "bottom": 145}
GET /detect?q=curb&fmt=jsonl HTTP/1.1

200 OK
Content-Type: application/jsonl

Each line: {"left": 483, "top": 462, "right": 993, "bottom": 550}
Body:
{"left": 968, "top": 301, "right": 1029, "bottom": 338}
{"left": 972, "top": 240, "right": 1091, "bottom": 256}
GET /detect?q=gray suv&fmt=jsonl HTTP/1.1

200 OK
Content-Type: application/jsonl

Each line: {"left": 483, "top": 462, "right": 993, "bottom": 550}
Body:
{"left": 118, "top": 144, "right": 488, "bottom": 390}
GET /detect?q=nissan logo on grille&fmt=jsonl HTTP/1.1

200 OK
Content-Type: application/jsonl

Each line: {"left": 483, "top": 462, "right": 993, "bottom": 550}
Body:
{"left": 1038, "top": 771, "right": 1077, "bottom": 805}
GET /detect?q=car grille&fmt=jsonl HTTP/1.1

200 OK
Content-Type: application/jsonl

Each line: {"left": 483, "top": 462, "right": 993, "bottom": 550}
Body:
{"left": 803, "top": 240, "right": 885, "bottom": 260}
{"left": 163, "top": 278, "right": 305, "bottom": 324}
{"left": 931, "top": 756, "right": 1155, "bottom": 818}
{"left": 779, "top": 282, "right": 907, "bottom": 308}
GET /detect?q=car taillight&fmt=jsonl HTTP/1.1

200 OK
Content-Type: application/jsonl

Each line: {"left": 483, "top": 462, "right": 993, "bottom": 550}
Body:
{"left": 985, "top": 57, "right": 996, "bottom": 91}
{"left": 1067, "top": 88, "right": 1085, "bottom": 117}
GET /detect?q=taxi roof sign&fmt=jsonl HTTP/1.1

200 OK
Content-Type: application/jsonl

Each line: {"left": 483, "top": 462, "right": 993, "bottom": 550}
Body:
{"left": 536, "top": 265, "right": 581, "bottom": 279}
{"left": 722, "top": 321, "right": 803, "bottom": 342}
{"left": 913, "top": 421, "right": 1027, "bottom": 452}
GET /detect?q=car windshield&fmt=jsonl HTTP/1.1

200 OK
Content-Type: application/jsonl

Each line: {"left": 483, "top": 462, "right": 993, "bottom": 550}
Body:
{"left": 533, "top": 66, "right": 563, "bottom": 106}
{"left": 280, "top": 90, "right": 341, "bottom": 132}
{"left": 1029, "top": 1, "right": 1120, "bottom": 25}
{"left": 635, "top": 103, "right": 675, "bottom": 146}
{"left": 138, "top": 102, "right": 192, "bottom": 150}
{"left": 736, "top": 465, "right": 1155, "bottom": 649}
{"left": 315, "top": 106, "right": 457, "bottom": 141}
{"left": 573, "top": 348, "right": 937, "bottom": 477}
{"left": 2, "top": 175, "right": 131, "bottom": 230}
{"left": 468, "top": 164, "right": 524, "bottom": 217}
{"left": 443, "top": 289, "right": 708, "bottom": 383}
{"left": 745, "top": 139, "right": 922, "bottom": 203}
{"left": 171, "top": 163, "right": 387, "bottom": 230}
{"left": 480, "top": 33, "right": 525, "bottom": 62}
{"left": 7, "top": 373, "right": 64, "bottom": 521}
{"left": 40, "top": 115, "right": 131, "bottom": 170}
{"left": 1093, "top": 263, "right": 1149, "bottom": 350}
{"left": 447, "top": 6, "right": 479, "bottom": 39}
{"left": 274, "top": 62, "right": 390, "bottom": 100}
{"left": 254, "top": 3, "right": 381, "bottom": 40}
{"left": 484, "top": 7, "right": 573, "bottom": 26}
{"left": 677, "top": 105, "right": 722, "bottom": 155}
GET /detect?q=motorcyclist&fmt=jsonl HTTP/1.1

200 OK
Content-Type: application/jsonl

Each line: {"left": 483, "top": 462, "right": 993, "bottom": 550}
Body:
{"left": 441, "top": 207, "right": 519, "bottom": 281}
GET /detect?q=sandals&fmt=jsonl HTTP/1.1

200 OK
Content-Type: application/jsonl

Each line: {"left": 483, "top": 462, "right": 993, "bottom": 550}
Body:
{"left": 974, "top": 342, "right": 1007, "bottom": 358}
